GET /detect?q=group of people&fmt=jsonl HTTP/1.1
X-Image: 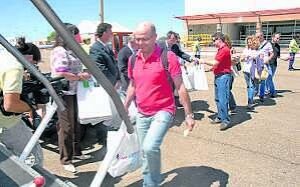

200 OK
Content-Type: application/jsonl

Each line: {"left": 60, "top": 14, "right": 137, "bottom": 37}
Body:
{"left": 0, "top": 20, "right": 196, "bottom": 185}
{"left": 0, "top": 19, "right": 298, "bottom": 187}
{"left": 196, "top": 31, "right": 295, "bottom": 132}
{"left": 51, "top": 21, "right": 196, "bottom": 183}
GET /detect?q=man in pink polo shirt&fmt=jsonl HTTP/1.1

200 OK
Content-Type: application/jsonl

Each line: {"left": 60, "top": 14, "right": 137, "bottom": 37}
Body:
{"left": 124, "top": 22, "right": 195, "bottom": 187}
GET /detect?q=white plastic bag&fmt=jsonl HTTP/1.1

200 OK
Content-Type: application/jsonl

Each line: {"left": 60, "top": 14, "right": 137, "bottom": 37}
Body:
{"left": 107, "top": 123, "right": 142, "bottom": 177}
{"left": 103, "top": 92, "right": 138, "bottom": 128}
{"left": 77, "top": 79, "right": 112, "bottom": 125}
{"left": 181, "top": 66, "right": 193, "bottom": 90}
{"left": 186, "top": 65, "right": 195, "bottom": 89}
{"left": 193, "top": 64, "right": 209, "bottom": 90}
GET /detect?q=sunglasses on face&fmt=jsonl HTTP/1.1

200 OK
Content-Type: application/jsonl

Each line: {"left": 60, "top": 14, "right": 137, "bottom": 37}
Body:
{"left": 212, "top": 38, "right": 218, "bottom": 42}
{"left": 134, "top": 36, "right": 152, "bottom": 42}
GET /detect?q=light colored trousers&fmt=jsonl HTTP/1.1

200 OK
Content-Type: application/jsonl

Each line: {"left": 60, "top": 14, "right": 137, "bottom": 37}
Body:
{"left": 136, "top": 110, "right": 174, "bottom": 187}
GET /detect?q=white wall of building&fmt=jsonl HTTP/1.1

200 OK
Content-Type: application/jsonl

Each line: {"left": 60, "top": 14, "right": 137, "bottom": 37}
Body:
{"left": 185, "top": 0, "right": 300, "bottom": 16}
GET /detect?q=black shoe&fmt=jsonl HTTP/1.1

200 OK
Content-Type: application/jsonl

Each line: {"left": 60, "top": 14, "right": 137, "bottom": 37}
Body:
{"left": 270, "top": 94, "right": 276, "bottom": 98}
{"left": 176, "top": 103, "right": 183, "bottom": 108}
{"left": 220, "top": 123, "right": 230, "bottom": 131}
{"left": 259, "top": 97, "right": 264, "bottom": 102}
{"left": 288, "top": 68, "right": 295, "bottom": 71}
{"left": 230, "top": 108, "right": 237, "bottom": 114}
{"left": 73, "top": 154, "right": 92, "bottom": 160}
{"left": 210, "top": 118, "right": 221, "bottom": 124}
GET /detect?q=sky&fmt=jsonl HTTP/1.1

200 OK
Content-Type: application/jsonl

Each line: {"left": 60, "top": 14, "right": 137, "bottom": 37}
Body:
{"left": 1, "top": 0, "right": 185, "bottom": 42}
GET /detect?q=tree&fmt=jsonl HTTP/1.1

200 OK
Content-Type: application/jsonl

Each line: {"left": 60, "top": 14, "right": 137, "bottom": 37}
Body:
{"left": 47, "top": 31, "right": 56, "bottom": 42}
{"left": 158, "top": 36, "right": 167, "bottom": 42}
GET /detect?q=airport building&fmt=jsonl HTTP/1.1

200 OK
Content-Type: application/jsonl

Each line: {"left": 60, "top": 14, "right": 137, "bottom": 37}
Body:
{"left": 176, "top": 0, "right": 300, "bottom": 46}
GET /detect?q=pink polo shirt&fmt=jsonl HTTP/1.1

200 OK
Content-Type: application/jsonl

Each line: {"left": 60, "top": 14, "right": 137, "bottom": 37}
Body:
{"left": 128, "top": 45, "right": 182, "bottom": 116}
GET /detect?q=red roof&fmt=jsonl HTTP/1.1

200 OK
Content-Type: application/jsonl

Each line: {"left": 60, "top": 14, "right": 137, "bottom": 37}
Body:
{"left": 175, "top": 8, "right": 300, "bottom": 20}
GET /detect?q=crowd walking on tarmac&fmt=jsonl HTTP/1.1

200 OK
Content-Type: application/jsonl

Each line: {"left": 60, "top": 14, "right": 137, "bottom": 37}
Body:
{"left": 0, "top": 18, "right": 299, "bottom": 186}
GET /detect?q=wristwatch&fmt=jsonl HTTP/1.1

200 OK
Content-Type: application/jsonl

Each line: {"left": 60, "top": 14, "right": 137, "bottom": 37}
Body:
{"left": 185, "top": 113, "right": 194, "bottom": 119}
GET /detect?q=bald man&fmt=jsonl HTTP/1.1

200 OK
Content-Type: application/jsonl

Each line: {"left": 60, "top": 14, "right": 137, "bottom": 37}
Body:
{"left": 124, "top": 22, "right": 195, "bottom": 186}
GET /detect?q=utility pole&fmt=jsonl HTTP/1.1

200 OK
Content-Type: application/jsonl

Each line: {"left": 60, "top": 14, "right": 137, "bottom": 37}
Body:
{"left": 256, "top": 15, "right": 262, "bottom": 34}
{"left": 99, "top": 0, "right": 104, "bottom": 23}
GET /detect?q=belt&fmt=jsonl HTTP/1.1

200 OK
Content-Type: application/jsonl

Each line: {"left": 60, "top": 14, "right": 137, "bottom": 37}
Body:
{"left": 215, "top": 72, "right": 230, "bottom": 78}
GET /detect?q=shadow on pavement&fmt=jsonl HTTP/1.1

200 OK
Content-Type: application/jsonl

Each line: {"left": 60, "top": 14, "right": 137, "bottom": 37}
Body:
{"left": 207, "top": 96, "right": 277, "bottom": 130}
{"left": 171, "top": 100, "right": 211, "bottom": 128}
{"left": 40, "top": 124, "right": 107, "bottom": 166}
{"left": 73, "top": 145, "right": 107, "bottom": 167}
{"left": 276, "top": 89, "right": 293, "bottom": 94}
{"left": 254, "top": 97, "right": 276, "bottom": 107}
{"left": 128, "top": 166, "right": 229, "bottom": 187}
{"left": 229, "top": 106, "right": 253, "bottom": 127}
{"left": 191, "top": 100, "right": 215, "bottom": 114}
{"left": 58, "top": 172, "right": 120, "bottom": 187}
{"left": 208, "top": 105, "right": 254, "bottom": 130}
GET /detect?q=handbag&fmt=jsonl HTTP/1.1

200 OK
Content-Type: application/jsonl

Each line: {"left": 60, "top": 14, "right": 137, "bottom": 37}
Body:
{"left": 260, "top": 67, "right": 269, "bottom": 80}
{"left": 77, "top": 79, "right": 112, "bottom": 125}
{"left": 255, "top": 65, "right": 269, "bottom": 81}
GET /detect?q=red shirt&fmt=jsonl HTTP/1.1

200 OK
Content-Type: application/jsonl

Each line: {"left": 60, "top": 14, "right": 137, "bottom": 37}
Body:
{"left": 128, "top": 45, "right": 182, "bottom": 115}
{"left": 213, "top": 44, "right": 232, "bottom": 75}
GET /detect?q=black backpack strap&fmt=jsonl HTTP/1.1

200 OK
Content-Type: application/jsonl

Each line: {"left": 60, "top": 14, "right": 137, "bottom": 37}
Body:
{"left": 161, "top": 48, "right": 169, "bottom": 71}
{"left": 160, "top": 49, "right": 175, "bottom": 90}
{"left": 129, "top": 52, "right": 137, "bottom": 74}
{"left": 130, "top": 49, "right": 174, "bottom": 89}
{"left": 259, "top": 41, "right": 269, "bottom": 50}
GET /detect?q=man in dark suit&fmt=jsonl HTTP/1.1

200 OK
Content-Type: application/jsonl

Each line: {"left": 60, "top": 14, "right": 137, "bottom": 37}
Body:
{"left": 158, "top": 31, "right": 196, "bottom": 107}
{"left": 89, "top": 22, "right": 120, "bottom": 144}
{"left": 158, "top": 31, "right": 193, "bottom": 63}
{"left": 117, "top": 35, "right": 138, "bottom": 92}
{"left": 90, "top": 22, "right": 120, "bottom": 87}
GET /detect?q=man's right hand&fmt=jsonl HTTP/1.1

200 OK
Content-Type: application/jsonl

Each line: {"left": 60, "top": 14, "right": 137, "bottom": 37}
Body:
{"left": 185, "top": 114, "right": 195, "bottom": 131}
{"left": 123, "top": 102, "right": 129, "bottom": 114}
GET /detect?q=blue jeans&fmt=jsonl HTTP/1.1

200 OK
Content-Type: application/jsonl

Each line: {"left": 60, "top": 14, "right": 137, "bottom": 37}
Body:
{"left": 136, "top": 111, "right": 174, "bottom": 187}
{"left": 270, "top": 64, "right": 277, "bottom": 78}
{"left": 289, "top": 53, "right": 296, "bottom": 69}
{"left": 214, "top": 74, "right": 231, "bottom": 124}
{"left": 244, "top": 72, "right": 256, "bottom": 104}
{"left": 259, "top": 68, "right": 276, "bottom": 98}
{"left": 229, "top": 74, "right": 236, "bottom": 110}
{"left": 266, "top": 64, "right": 277, "bottom": 94}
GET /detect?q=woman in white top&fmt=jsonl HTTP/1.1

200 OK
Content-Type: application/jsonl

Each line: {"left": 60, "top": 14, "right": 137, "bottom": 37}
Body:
{"left": 241, "top": 35, "right": 260, "bottom": 109}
